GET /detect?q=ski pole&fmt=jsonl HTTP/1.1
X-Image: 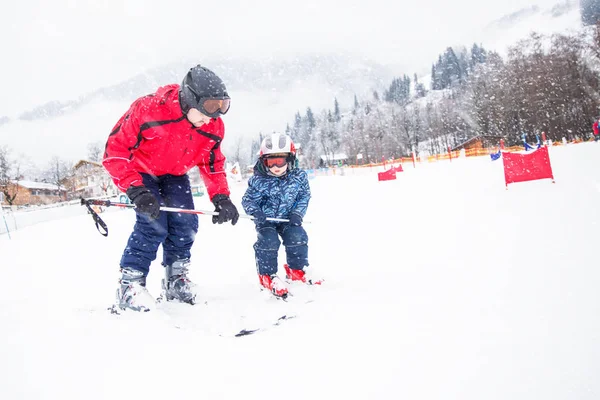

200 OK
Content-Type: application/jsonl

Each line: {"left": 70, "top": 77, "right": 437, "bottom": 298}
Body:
{"left": 81, "top": 198, "right": 299, "bottom": 236}
{"left": 82, "top": 198, "right": 291, "bottom": 222}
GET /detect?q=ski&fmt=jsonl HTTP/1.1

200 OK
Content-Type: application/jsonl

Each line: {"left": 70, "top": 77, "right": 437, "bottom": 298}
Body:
{"left": 233, "top": 314, "right": 297, "bottom": 337}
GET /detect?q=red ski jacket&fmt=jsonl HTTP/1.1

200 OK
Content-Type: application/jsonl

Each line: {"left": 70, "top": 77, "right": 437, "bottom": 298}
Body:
{"left": 593, "top": 121, "right": 599, "bottom": 136}
{"left": 103, "top": 84, "right": 230, "bottom": 201}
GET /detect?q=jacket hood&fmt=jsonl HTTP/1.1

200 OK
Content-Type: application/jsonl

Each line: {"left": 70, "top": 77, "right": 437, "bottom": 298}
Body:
{"left": 153, "top": 84, "right": 184, "bottom": 116}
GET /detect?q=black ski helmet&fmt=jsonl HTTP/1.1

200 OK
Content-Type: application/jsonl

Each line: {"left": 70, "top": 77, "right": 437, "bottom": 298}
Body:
{"left": 179, "top": 65, "right": 230, "bottom": 117}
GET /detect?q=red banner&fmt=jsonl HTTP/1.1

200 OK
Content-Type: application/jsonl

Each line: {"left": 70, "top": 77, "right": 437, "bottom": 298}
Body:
{"left": 378, "top": 169, "right": 396, "bottom": 181}
{"left": 502, "top": 146, "right": 554, "bottom": 187}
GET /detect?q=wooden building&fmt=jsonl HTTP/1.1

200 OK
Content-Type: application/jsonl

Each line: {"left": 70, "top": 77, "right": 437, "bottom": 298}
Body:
{"left": 2, "top": 180, "right": 67, "bottom": 206}
{"left": 451, "top": 135, "right": 505, "bottom": 151}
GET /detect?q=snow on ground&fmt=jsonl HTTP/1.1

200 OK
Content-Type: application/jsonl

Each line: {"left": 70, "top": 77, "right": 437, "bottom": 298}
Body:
{"left": 1, "top": 143, "right": 600, "bottom": 399}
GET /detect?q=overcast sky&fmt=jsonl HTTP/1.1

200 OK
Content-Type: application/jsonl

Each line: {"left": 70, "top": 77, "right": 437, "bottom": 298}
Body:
{"left": 0, "top": 0, "right": 565, "bottom": 116}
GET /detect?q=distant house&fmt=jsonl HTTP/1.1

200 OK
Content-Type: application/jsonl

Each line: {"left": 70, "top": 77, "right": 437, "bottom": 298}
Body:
{"left": 2, "top": 180, "right": 67, "bottom": 206}
{"left": 451, "top": 135, "right": 505, "bottom": 151}
{"left": 72, "top": 160, "right": 118, "bottom": 199}
{"left": 319, "top": 153, "right": 348, "bottom": 167}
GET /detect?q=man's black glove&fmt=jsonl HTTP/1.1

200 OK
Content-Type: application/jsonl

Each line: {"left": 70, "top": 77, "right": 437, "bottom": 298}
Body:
{"left": 253, "top": 210, "right": 267, "bottom": 224}
{"left": 126, "top": 185, "right": 160, "bottom": 219}
{"left": 212, "top": 194, "right": 239, "bottom": 225}
{"left": 288, "top": 213, "right": 303, "bottom": 226}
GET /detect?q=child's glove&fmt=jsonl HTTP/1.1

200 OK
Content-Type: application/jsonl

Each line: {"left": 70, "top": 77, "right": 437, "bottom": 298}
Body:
{"left": 253, "top": 210, "right": 267, "bottom": 224}
{"left": 288, "top": 213, "right": 303, "bottom": 226}
{"left": 212, "top": 194, "right": 239, "bottom": 225}
{"left": 127, "top": 185, "right": 160, "bottom": 219}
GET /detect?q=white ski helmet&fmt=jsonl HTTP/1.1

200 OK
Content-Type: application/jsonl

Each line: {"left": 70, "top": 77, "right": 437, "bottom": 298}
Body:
{"left": 259, "top": 133, "right": 296, "bottom": 157}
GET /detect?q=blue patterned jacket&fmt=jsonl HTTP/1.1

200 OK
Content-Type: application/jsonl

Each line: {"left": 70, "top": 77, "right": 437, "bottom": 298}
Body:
{"left": 242, "top": 161, "right": 311, "bottom": 220}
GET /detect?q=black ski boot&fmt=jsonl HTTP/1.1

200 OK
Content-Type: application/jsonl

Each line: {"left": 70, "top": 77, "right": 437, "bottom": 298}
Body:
{"left": 161, "top": 259, "right": 197, "bottom": 304}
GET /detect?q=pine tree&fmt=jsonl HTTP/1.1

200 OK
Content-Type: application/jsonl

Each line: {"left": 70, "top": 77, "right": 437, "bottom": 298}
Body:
{"left": 290, "top": 112, "right": 302, "bottom": 141}
{"left": 471, "top": 43, "right": 487, "bottom": 65}
{"left": 306, "top": 107, "right": 316, "bottom": 131}
{"left": 384, "top": 75, "right": 411, "bottom": 105}
{"left": 334, "top": 98, "right": 341, "bottom": 122}
{"left": 442, "top": 47, "right": 462, "bottom": 88}
{"left": 581, "top": 0, "right": 600, "bottom": 25}
{"left": 431, "top": 64, "right": 439, "bottom": 90}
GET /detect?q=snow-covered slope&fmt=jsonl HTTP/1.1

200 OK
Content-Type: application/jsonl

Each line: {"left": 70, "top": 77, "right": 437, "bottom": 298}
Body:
{"left": 2, "top": 142, "right": 599, "bottom": 399}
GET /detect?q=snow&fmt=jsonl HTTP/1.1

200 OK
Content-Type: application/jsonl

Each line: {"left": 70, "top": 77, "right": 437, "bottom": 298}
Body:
{"left": 2, "top": 143, "right": 600, "bottom": 399}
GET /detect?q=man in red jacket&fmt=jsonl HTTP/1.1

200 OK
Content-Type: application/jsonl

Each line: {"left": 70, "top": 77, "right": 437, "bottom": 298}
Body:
{"left": 593, "top": 118, "right": 600, "bottom": 142}
{"left": 103, "top": 65, "right": 239, "bottom": 312}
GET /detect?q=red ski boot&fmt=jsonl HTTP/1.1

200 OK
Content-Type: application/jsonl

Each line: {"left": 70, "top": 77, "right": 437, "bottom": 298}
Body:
{"left": 259, "top": 274, "right": 288, "bottom": 298}
{"left": 284, "top": 264, "right": 323, "bottom": 285}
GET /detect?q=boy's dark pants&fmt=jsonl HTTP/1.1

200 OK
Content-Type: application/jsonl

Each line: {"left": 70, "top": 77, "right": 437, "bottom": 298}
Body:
{"left": 254, "top": 223, "right": 309, "bottom": 276}
{"left": 120, "top": 174, "right": 198, "bottom": 276}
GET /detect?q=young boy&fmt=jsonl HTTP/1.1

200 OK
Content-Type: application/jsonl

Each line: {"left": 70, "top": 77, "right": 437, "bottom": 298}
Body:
{"left": 242, "top": 133, "right": 321, "bottom": 298}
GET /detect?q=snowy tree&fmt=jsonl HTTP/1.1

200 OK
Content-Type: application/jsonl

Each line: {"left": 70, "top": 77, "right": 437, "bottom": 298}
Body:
{"left": 317, "top": 110, "right": 340, "bottom": 166}
{"left": 43, "top": 157, "right": 72, "bottom": 194}
{"left": 581, "top": 0, "right": 600, "bottom": 25}
{"left": 333, "top": 98, "right": 341, "bottom": 122}
{"left": 352, "top": 95, "right": 359, "bottom": 115}
{"left": 0, "top": 146, "right": 17, "bottom": 205}
{"left": 281, "top": 26, "right": 600, "bottom": 163}
{"left": 87, "top": 141, "right": 104, "bottom": 162}
{"left": 384, "top": 75, "right": 411, "bottom": 105}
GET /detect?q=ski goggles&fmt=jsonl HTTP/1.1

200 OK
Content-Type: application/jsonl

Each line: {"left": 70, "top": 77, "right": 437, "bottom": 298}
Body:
{"left": 197, "top": 98, "right": 230, "bottom": 118}
{"left": 263, "top": 156, "right": 289, "bottom": 168}
{"left": 183, "top": 84, "right": 231, "bottom": 118}
{"left": 201, "top": 98, "right": 230, "bottom": 115}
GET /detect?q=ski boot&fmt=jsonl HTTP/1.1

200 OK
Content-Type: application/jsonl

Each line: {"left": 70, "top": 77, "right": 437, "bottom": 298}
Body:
{"left": 116, "top": 267, "right": 155, "bottom": 312}
{"left": 161, "top": 259, "right": 197, "bottom": 304}
{"left": 284, "top": 264, "right": 323, "bottom": 285}
{"left": 259, "top": 274, "right": 289, "bottom": 299}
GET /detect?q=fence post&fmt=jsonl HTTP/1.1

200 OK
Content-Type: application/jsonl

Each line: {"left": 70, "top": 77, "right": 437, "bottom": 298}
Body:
{"left": 1, "top": 206, "right": 11, "bottom": 240}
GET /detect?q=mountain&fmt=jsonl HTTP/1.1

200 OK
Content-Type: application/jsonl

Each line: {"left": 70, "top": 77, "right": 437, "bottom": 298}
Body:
{"left": 17, "top": 54, "right": 394, "bottom": 124}
{"left": 476, "top": 0, "right": 581, "bottom": 56}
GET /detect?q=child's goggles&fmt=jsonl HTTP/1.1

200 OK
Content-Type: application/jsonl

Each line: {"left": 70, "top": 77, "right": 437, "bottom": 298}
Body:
{"left": 263, "top": 156, "right": 289, "bottom": 168}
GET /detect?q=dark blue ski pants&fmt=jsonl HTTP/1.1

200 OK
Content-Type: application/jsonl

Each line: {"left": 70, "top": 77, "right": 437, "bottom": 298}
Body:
{"left": 120, "top": 174, "right": 198, "bottom": 276}
{"left": 254, "top": 223, "right": 309, "bottom": 276}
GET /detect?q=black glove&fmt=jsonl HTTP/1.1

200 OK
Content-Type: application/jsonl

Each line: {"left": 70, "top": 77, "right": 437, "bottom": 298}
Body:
{"left": 253, "top": 210, "right": 267, "bottom": 224}
{"left": 126, "top": 185, "right": 160, "bottom": 219}
{"left": 288, "top": 213, "right": 303, "bottom": 226}
{"left": 212, "top": 194, "right": 239, "bottom": 225}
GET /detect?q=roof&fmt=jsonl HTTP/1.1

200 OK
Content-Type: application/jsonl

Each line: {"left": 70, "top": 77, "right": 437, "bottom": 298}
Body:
{"left": 320, "top": 153, "right": 348, "bottom": 161}
{"left": 73, "top": 159, "right": 103, "bottom": 169}
{"left": 13, "top": 180, "right": 66, "bottom": 191}
{"left": 451, "top": 135, "right": 505, "bottom": 151}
